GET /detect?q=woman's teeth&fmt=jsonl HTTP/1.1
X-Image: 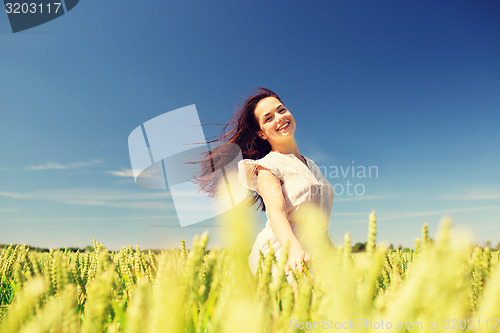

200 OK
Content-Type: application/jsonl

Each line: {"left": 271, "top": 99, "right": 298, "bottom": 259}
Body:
{"left": 278, "top": 122, "right": 290, "bottom": 131}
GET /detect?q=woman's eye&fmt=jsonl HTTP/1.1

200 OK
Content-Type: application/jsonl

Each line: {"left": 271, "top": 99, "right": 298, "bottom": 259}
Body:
{"left": 279, "top": 109, "right": 286, "bottom": 113}
{"left": 265, "top": 117, "right": 272, "bottom": 122}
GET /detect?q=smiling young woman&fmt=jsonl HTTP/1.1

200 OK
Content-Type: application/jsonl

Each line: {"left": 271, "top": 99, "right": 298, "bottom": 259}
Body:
{"left": 191, "top": 87, "right": 334, "bottom": 283}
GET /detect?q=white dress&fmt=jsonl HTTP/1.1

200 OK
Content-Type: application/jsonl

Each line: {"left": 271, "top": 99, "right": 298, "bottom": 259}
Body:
{"left": 237, "top": 150, "right": 334, "bottom": 275}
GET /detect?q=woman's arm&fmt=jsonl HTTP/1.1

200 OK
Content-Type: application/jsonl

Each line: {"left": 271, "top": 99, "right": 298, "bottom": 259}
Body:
{"left": 256, "top": 166, "right": 310, "bottom": 273}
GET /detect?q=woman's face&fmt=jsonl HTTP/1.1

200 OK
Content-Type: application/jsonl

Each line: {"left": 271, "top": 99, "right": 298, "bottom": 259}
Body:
{"left": 254, "top": 96, "right": 296, "bottom": 144}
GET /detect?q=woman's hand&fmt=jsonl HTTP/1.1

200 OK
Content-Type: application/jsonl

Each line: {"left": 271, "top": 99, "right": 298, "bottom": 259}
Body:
{"left": 285, "top": 245, "right": 311, "bottom": 276}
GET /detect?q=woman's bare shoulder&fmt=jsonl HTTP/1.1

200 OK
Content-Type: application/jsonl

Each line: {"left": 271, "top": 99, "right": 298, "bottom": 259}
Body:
{"left": 256, "top": 164, "right": 284, "bottom": 186}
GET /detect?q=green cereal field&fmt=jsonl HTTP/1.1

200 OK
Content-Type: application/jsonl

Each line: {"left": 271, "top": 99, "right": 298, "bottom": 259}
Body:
{"left": 1, "top": 204, "right": 499, "bottom": 333}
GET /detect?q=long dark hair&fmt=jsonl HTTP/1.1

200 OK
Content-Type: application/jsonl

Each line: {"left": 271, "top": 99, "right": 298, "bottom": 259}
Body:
{"left": 187, "top": 87, "right": 284, "bottom": 212}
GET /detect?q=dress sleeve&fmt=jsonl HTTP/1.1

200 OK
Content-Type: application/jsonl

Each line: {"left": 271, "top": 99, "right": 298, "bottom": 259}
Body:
{"left": 237, "top": 157, "right": 283, "bottom": 195}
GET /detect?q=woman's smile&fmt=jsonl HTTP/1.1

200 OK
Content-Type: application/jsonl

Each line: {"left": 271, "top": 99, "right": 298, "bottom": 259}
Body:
{"left": 277, "top": 121, "right": 290, "bottom": 131}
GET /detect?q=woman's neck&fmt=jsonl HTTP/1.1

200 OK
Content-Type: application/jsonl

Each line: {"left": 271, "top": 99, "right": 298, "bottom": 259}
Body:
{"left": 270, "top": 138, "right": 301, "bottom": 160}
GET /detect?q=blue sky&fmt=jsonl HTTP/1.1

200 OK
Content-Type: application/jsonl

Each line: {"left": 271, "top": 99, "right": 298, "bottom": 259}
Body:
{"left": 1, "top": 0, "right": 499, "bottom": 250}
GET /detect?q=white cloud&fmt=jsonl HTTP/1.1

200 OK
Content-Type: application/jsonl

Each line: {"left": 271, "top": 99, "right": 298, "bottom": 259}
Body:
{"left": 335, "top": 194, "right": 405, "bottom": 202}
{"left": 26, "top": 159, "right": 103, "bottom": 171}
{"left": 0, "top": 188, "right": 173, "bottom": 210}
{"left": 333, "top": 212, "right": 369, "bottom": 216}
{"left": 26, "top": 162, "right": 67, "bottom": 170}
{"left": 0, "top": 207, "right": 19, "bottom": 213}
{"left": 0, "top": 191, "right": 22, "bottom": 199}
{"left": 105, "top": 167, "right": 163, "bottom": 180}
{"left": 440, "top": 191, "right": 500, "bottom": 201}
{"left": 8, "top": 215, "right": 180, "bottom": 223}
{"left": 105, "top": 168, "right": 135, "bottom": 178}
